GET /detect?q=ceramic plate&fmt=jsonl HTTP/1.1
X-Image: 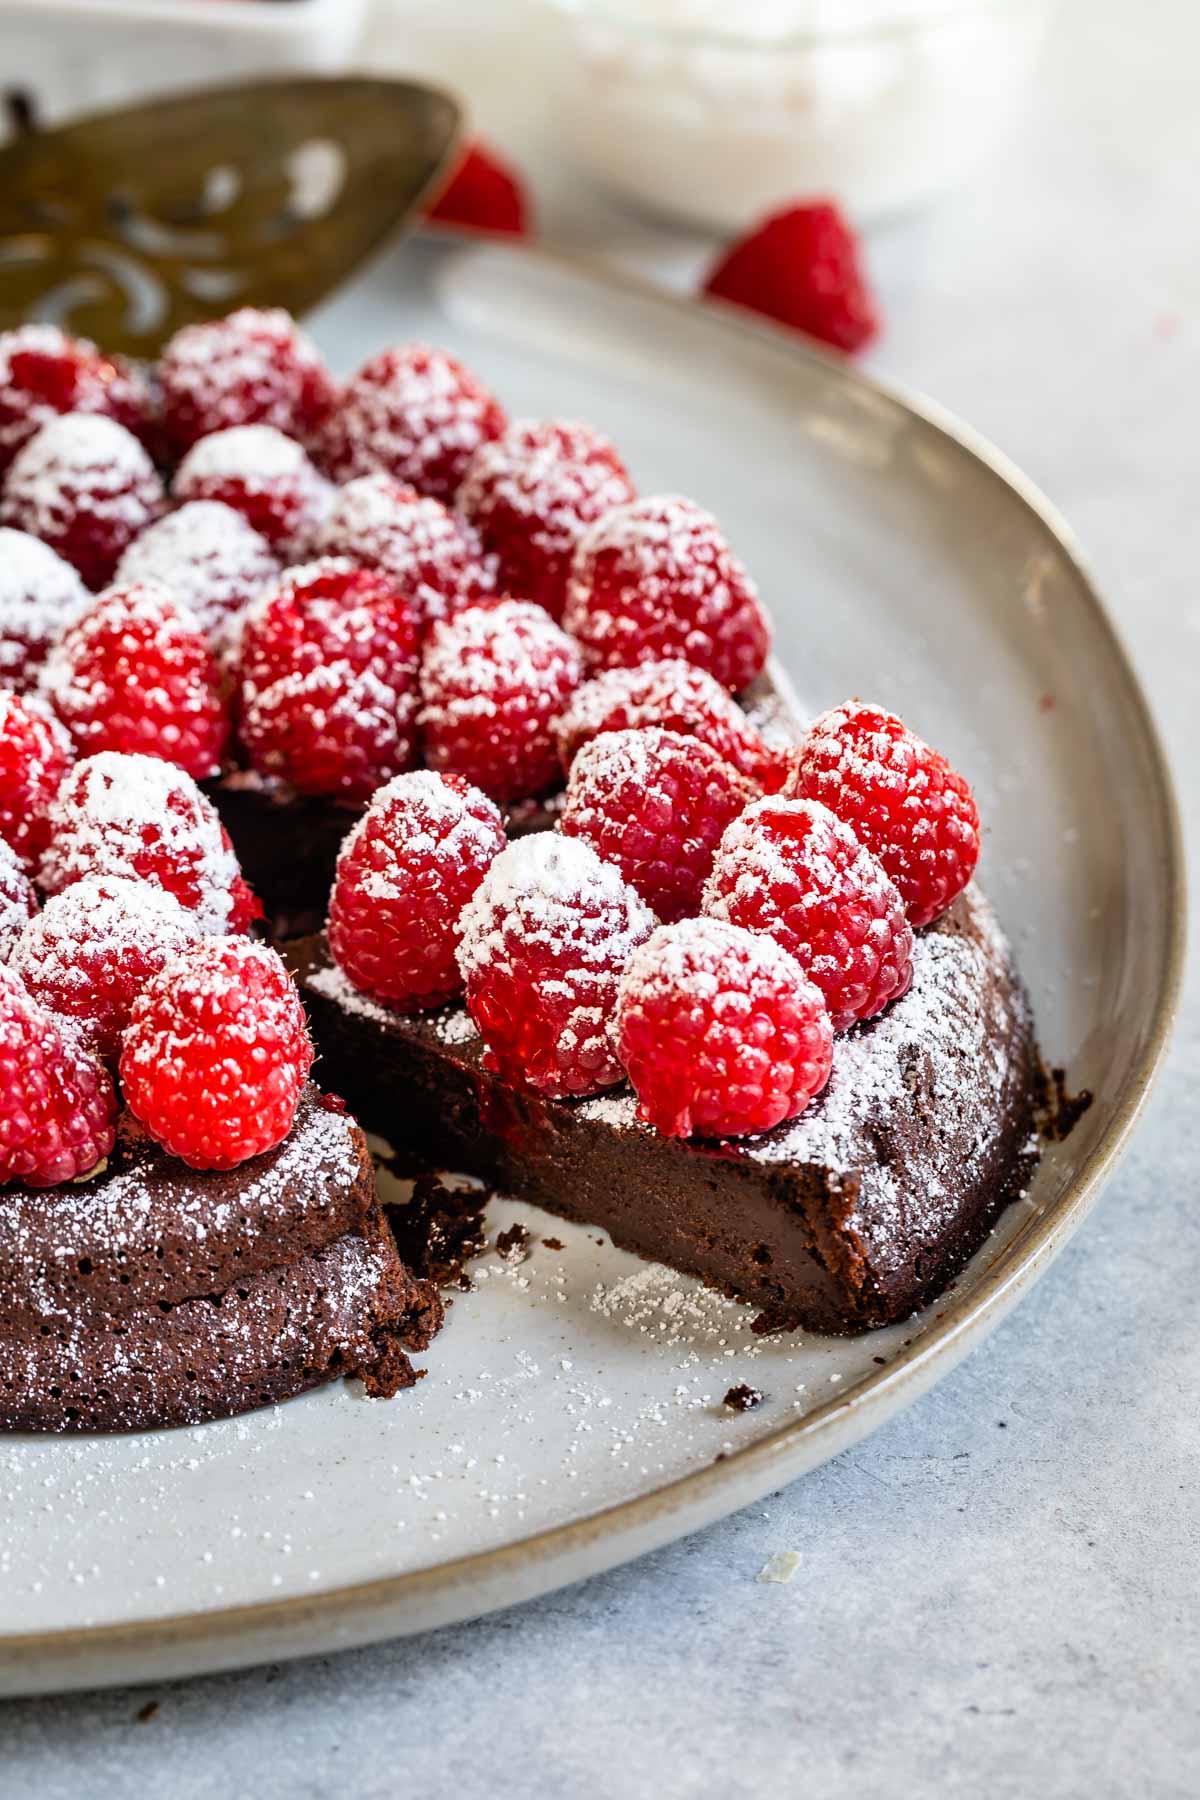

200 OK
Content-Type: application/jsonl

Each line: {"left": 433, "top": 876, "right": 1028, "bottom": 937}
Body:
{"left": 0, "top": 237, "right": 1183, "bottom": 1696}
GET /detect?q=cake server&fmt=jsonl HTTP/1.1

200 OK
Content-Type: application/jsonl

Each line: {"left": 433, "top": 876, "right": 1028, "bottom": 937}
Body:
{"left": 0, "top": 75, "right": 462, "bottom": 357}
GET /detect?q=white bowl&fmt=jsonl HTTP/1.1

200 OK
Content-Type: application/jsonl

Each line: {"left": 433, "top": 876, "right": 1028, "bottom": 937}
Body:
{"left": 548, "top": 0, "right": 1052, "bottom": 228}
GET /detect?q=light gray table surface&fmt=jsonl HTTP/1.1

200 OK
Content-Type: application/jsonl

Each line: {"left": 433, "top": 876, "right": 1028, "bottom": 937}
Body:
{"left": 2, "top": 0, "right": 1196, "bottom": 1793}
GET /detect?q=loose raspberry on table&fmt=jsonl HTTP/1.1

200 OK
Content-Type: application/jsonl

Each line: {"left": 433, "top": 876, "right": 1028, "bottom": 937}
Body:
{"left": 424, "top": 140, "right": 530, "bottom": 238}
{"left": 703, "top": 201, "right": 880, "bottom": 355}
{"left": 0, "top": 965, "right": 117, "bottom": 1188}
{"left": 560, "top": 727, "right": 754, "bottom": 922}
{"left": 11, "top": 873, "right": 198, "bottom": 1061}
{"left": 120, "top": 938, "right": 314, "bottom": 1170}
{"left": 0, "top": 413, "right": 165, "bottom": 590}
{"left": 320, "top": 344, "right": 507, "bottom": 504}
{"left": 241, "top": 662, "right": 418, "bottom": 803}
{"left": 328, "top": 770, "right": 506, "bottom": 1010}
{"left": 314, "top": 473, "right": 494, "bottom": 629}
{"left": 0, "top": 528, "right": 89, "bottom": 692}
{"left": 237, "top": 558, "right": 420, "bottom": 706}
{"left": 784, "top": 701, "right": 981, "bottom": 928}
{"left": 157, "top": 306, "right": 336, "bottom": 458}
{"left": 39, "top": 751, "right": 253, "bottom": 935}
{"left": 420, "top": 597, "right": 582, "bottom": 804}
{"left": 457, "top": 833, "right": 656, "bottom": 1099}
{"left": 0, "top": 839, "right": 37, "bottom": 958}
{"left": 702, "top": 795, "right": 913, "bottom": 1031}
{"left": 616, "top": 917, "right": 833, "bottom": 1139}
{"left": 0, "top": 689, "right": 72, "bottom": 869}
{"left": 0, "top": 324, "right": 147, "bottom": 476}
{"left": 115, "top": 501, "right": 281, "bottom": 650}
{"left": 563, "top": 495, "right": 771, "bottom": 692}
{"left": 458, "top": 419, "right": 635, "bottom": 620}
{"left": 43, "top": 580, "right": 230, "bottom": 780}
{"left": 555, "top": 658, "right": 784, "bottom": 789}
{"left": 173, "top": 424, "right": 332, "bottom": 557}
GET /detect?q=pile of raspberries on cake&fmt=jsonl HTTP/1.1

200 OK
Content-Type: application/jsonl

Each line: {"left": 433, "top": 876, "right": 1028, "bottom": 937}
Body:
{"left": 0, "top": 306, "right": 980, "bottom": 1185}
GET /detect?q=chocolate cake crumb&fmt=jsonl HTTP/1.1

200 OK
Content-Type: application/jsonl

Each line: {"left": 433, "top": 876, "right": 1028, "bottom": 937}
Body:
{"left": 723, "top": 1383, "right": 764, "bottom": 1412}
{"left": 386, "top": 1173, "right": 490, "bottom": 1292}
{"left": 542, "top": 1236, "right": 564, "bottom": 1251}
{"left": 1036, "top": 1062, "right": 1094, "bottom": 1142}
{"left": 495, "top": 1222, "right": 531, "bottom": 1266}
{"left": 136, "top": 1701, "right": 159, "bottom": 1725}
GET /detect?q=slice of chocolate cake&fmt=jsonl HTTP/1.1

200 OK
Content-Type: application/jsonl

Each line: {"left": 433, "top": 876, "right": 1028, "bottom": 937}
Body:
{"left": 0, "top": 1210, "right": 435, "bottom": 1434}
{"left": 288, "top": 886, "right": 1036, "bottom": 1336}
{"left": 0, "top": 1086, "right": 442, "bottom": 1433}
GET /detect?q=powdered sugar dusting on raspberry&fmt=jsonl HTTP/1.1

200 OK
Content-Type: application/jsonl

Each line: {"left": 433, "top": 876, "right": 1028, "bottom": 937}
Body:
{"left": 11, "top": 874, "right": 197, "bottom": 1049}
{"left": 621, "top": 913, "right": 808, "bottom": 1004}
{"left": 0, "top": 528, "right": 89, "bottom": 687}
{"left": 555, "top": 657, "right": 776, "bottom": 785}
{"left": 315, "top": 473, "right": 493, "bottom": 626}
{"left": 564, "top": 493, "right": 770, "bottom": 691}
{"left": 39, "top": 751, "right": 243, "bottom": 934}
{"left": 115, "top": 502, "right": 281, "bottom": 642}
{"left": 174, "top": 425, "right": 333, "bottom": 554}
{"left": 322, "top": 343, "right": 507, "bottom": 501}
{"left": 339, "top": 770, "right": 504, "bottom": 901}
{"left": 0, "top": 838, "right": 36, "bottom": 955}
{"left": 1, "top": 414, "right": 163, "bottom": 548}
{"left": 159, "top": 307, "right": 330, "bottom": 448}
{"left": 706, "top": 796, "right": 899, "bottom": 922}
{"left": 458, "top": 834, "right": 656, "bottom": 984}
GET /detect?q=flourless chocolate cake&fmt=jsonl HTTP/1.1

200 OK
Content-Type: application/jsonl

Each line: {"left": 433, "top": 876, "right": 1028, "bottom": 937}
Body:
{"left": 0, "top": 304, "right": 1040, "bottom": 1442}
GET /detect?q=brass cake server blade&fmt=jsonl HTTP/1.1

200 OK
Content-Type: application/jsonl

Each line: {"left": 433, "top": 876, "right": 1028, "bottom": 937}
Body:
{"left": 0, "top": 76, "right": 463, "bottom": 358}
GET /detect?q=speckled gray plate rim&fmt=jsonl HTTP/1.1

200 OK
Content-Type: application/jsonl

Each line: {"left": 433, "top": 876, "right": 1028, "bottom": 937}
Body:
{"left": 0, "top": 237, "right": 1184, "bottom": 1696}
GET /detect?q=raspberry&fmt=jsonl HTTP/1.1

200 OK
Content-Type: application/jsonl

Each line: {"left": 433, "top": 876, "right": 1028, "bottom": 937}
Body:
{"left": 115, "top": 502, "right": 281, "bottom": 649}
{"left": 40, "top": 751, "right": 253, "bottom": 935}
{"left": 0, "top": 839, "right": 37, "bottom": 958}
{"left": 564, "top": 495, "right": 771, "bottom": 692}
{"left": 0, "top": 528, "right": 89, "bottom": 692}
{"left": 328, "top": 770, "right": 506, "bottom": 1010}
{"left": 173, "top": 425, "right": 332, "bottom": 557}
{"left": 555, "top": 658, "right": 783, "bottom": 789}
{"left": 560, "top": 727, "right": 754, "bottom": 923}
{"left": 420, "top": 597, "right": 582, "bottom": 804}
{"left": 314, "top": 473, "right": 494, "bottom": 629}
{"left": 0, "top": 965, "right": 117, "bottom": 1187}
{"left": 784, "top": 701, "right": 982, "bottom": 928}
{"left": 616, "top": 918, "right": 833, "bottom": 1139}
{"left": 703, "top": 202, "right": 880, "bottom": 354}
{"left": 241, "top": 663, "right": 417, "bottom": 803}
{"left": 11, "top": 874, "right": 197, "bottom": 1060}
{"left": 157, "top": 306, "right": 336, "bottom": 458}
{"left": 237, "top": 558, "right": 419, "bottom": 706}
{"left": 425, "top": 140, "right": 530, "bottom": 237}
{"left": 1, "top": 414, "right": 164, "bottom": 590}
{"left": 43, "top": 580, "right": 230, "bottom": 780}
{"left": 458, "top": 419, "right": 635, "bottom": 619}
{"left": 457, "top": 833, "right": 655, "bottom": 1098}
{"left": 702, "top": 796, "right": 913, "bottom": 1031}
{"left": 320, "top": 344, "right": 507, "bottom": 503}
{"left": 0, "top": 690, "right": 72, "bottom": 869}
{"left": 0, "top": 325, "right": 146, "bottom": 476}
{"left": 120, "top": 938, "right": 314, "bottom": 1170}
